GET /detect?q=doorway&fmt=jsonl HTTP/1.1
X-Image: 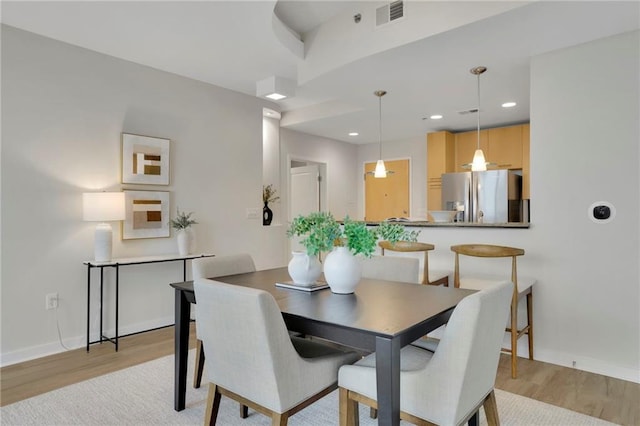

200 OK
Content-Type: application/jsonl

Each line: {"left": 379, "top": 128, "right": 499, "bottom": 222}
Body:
{"left": 289, "top": 160, "right": 326, "bottom": 252}
{"left": 364, "top": 158, "right": 410, "bottom": 221}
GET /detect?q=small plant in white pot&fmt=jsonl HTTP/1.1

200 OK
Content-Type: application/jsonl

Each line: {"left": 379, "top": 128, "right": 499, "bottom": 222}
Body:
{"left": 170, "top": 208, "right": 198, "bottom": 256}
{"left": 287, "top": 212, "right": 419, "bottom": 293}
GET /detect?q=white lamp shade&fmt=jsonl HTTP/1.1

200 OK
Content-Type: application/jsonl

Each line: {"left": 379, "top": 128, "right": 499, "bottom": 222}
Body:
{"left": 471, "top": 149, "right": 488, "bottom": 172}
{"left": 83, "top": 192, "right": 125, "bottom": 222}
{"left": 374, "top": 159, "right": 387, "bottom": 178}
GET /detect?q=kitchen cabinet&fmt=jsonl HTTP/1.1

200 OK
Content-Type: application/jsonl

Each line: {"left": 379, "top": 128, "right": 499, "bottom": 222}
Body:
{"left": 487, "top": 125, "right": 523, "bottom": 169}
{"left": 427, "top": 131, "right": 455, "bottom": 210}
{"left": 521, "top": 123, "right": 530, "bottom": 199}
{"left": 455, "top": 129, "right": 488, "bottom": 172}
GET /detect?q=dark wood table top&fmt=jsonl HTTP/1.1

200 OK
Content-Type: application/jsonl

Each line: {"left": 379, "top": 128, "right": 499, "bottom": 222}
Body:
{"left": 171, "top": 267, "right": 474, "bottom": 340}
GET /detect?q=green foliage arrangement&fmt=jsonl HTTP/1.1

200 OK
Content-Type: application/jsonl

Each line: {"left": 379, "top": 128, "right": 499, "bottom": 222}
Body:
{"left": 169, "top": 208, "right": 198, "bottom": 230}
{"left": 263, "top": 184, "right": 280, "bottom": 204}
{"left": 287, "top": 212, "right": 419, "bottom": 257}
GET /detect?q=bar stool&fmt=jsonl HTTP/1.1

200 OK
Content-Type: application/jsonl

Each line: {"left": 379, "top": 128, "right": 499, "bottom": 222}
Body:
{"left": 451, "top": 244, "right": 535, "bottom": 379}
{"left": 378, "top": 241, "right": 450, "bottom": 286}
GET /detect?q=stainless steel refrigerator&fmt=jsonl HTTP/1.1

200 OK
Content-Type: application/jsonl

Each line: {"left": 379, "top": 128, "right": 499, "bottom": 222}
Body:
{"left": 441, "top": 170, "right": 523, "bottom": 223}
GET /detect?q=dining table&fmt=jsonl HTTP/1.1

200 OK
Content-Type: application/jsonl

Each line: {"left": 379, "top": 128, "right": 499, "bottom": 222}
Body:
{"left": 170, "top": 267, "right": 474, "bottom": 426}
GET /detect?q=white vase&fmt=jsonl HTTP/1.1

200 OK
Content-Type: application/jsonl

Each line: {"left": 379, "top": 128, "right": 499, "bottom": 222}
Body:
{"left": 177, "top": 229, "right": 194, "bottom": 256}
{"left": 287, "top": 251, "right": 322, "bottom": 286}
{"left": 323, "top": 247, "right": 362, "bottom": 294}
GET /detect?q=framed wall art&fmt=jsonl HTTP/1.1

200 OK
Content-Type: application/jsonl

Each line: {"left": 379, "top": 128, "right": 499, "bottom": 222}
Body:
{"left": 122, "top": 190, "right": 170, "bottom": 240}
{"left": 122, "top": 133, "right": 170, "bottom": 185}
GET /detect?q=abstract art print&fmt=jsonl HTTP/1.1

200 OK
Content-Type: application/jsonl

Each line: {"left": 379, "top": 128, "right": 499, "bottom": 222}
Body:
{"left": 122, "top": 133, "right": 170, "bottom": 185}
{"left": 122, "top": 190, "right": 170, "bottom": 240}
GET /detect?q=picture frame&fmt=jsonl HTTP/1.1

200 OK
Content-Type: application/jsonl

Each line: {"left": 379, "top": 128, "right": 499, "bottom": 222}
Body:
{"left": 122, "top": 190, "right": 170, "bottom": 240}
{"left": 121, "top": 133, "right": 170, "bottom": 185}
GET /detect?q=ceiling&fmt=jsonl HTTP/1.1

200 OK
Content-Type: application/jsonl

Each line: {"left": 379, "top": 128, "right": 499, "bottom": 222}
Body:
{"left": 2, "top": 1, "right": 638, "bottom": 145}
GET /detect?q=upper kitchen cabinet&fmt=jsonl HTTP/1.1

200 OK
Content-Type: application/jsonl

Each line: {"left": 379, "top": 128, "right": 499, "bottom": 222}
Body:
{"left": 487, "top": 124, "right": 523, "bottom": 169}
{"left": 455, "top": 129, "right": 488, "bottom": 172}
{"left": 427, "top": 131, "right": 455, "bottom": 210}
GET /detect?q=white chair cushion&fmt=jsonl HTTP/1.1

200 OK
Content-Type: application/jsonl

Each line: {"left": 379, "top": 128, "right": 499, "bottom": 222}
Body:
{"left": 362, "top": 256, "right": 420, "bottom": 284}
{"left": 426, "top": 269, "right": 451, "bottom": 284}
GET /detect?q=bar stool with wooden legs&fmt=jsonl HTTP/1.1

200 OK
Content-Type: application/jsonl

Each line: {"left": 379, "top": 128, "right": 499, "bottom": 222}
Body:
{"left": 451, "top": 244, "right": 535, "bottom": 379}
{"left": 378, "top": 241, "right": 451, "bottom": 286}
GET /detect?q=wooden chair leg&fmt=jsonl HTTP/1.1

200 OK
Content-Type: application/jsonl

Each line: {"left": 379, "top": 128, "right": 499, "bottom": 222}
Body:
{"left": 510, "top": 298, "right": 518, "bottom": 379}
{"left": 339, "top": 388, "right": 359, "bottom": 426}
{"left": 271, "top": 412, "right": 289, "bottom": 426}
{"left": 527, "top": 291, "right": 534, "bottom": 360}
{"left": 483, "top": 390, "right": 500, "bottom": 426}
{"left": 204, "top": 383, "right": 222, "bottom": 426}
{"left": 194, "top": 339, "right": 205, "bottom": 388}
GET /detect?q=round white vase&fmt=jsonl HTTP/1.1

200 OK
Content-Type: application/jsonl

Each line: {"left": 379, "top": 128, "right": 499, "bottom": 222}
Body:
{"left": 177, "top": 229, "right": 194, "bottom": 256}
{"left": 323, "top": 246, "right": 362, "bottom": 294}
{"left": 287, "top": 251, "right": 322, "bottom": 286}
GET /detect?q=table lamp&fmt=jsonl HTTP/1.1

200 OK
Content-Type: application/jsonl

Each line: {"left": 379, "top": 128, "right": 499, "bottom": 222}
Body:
{"left": 83, "top": 192, "right": 125, "bottom": 262}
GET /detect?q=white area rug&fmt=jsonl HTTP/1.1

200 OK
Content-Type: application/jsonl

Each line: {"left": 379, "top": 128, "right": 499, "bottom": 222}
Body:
{"left": 0, "top": 351, "right": 617, "bottom": 425}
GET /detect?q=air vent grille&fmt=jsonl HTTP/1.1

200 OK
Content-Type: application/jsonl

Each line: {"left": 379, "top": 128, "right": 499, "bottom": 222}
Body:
{"left": 376, "top": 0, "right": 404, "bottom": 27}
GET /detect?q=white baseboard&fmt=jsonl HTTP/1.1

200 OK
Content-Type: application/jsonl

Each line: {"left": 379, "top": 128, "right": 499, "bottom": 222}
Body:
{"left": 534, "top": 348, "right": 640, "bottom": 384}
{"left": 0, "top": 315, "right": 176, "bottom": 367}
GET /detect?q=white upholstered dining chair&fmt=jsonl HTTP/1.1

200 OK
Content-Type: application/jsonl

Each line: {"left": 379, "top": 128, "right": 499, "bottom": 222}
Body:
{"left": 338, "top": 280, "right": 513, "bottom": 426}
{"left": 361, "top": 255, "right": 420, "bottom": 284}
{"left": 378, "top": 241, "right": 451, "bottom": 286}
{"left": 191, "top": 253, "right": 256, "bottom": 389}
{"left": 194, "top": 278, "right": 360, "bottom": 425}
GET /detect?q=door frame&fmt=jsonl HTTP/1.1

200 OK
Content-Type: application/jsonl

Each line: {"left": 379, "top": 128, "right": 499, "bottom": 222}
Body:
{"left": 286, "top": 155, "right": 327, "bottom": 252}
{"left": 362, "top": 156, "right": 413, "bottom": 220}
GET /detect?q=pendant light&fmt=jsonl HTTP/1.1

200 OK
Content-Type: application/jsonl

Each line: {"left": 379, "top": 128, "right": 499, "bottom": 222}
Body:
{"left": 374, "top": 90, "right": 388, "bottom": 178}
{"left": 470, "top": 66, "right": 488, "bottom": 171}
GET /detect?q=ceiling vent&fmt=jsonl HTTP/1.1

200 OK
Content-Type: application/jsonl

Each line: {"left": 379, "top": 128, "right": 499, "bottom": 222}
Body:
{"left": 376, "top": 0, "right": 404, "bottom": 27}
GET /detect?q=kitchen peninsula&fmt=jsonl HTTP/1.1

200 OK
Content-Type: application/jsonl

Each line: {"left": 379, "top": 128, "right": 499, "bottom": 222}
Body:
{"left": 362, "top": 220, "right": 530, "bottom": 229}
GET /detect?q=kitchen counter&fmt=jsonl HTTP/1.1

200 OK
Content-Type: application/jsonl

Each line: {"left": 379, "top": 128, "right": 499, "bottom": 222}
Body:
{"left": 362, "top": 220, "right": 530, "bottom": 229}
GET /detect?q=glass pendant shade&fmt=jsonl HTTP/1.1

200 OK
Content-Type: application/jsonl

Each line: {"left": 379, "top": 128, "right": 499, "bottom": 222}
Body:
{"left": 374, "top": 159, "right": 387, "bottom": 178}
{"left": 471, "top": 149, "right": 487, "bottom": 171}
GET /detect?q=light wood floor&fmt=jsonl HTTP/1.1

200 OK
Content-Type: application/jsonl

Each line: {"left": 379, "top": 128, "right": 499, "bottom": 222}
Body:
{"left": 1, "top": 324, "right": 638, "bottom": 425}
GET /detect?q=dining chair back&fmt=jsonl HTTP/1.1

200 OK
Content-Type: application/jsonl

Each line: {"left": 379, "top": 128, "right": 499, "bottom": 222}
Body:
{"left": 361, "top": 255, "right": 420, "bottom": 284}
{"left": 191, "top": 253, "right": 256, "bottom": 390}
{"left": 378, "top": 241, "right": 450, "bottom": 286}
{"left": 338, "top": 280, "right": 513, "bottom": 426}
{"left": 451, "top": 244, "right": 535, "bottom": 379}
{"left": 194, "top": 278, "right": 359, "bottom": 425}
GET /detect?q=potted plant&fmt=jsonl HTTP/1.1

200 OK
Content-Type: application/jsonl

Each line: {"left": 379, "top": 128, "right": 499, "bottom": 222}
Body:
{"left": 262, "top": 184, "right": 280, "bottom": 226}
{"left": 170, "top": 208, "right": 198, "bottom": 255}
{"left": 287, "top": 212, "right": 419, "bottom": 293}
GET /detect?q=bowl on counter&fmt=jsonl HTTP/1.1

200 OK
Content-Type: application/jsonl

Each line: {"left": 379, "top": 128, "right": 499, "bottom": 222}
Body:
{"left": 428, "top": 210, "right": 457, "bottom": 223}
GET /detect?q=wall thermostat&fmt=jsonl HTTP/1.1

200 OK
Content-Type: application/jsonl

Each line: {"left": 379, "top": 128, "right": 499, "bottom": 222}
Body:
{"left": 588, "top": 201, "right": 616, "bottom": 224}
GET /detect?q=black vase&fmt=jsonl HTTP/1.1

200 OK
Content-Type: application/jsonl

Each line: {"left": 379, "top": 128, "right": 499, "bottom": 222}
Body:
{"left": 263, "top": 202, "right": 273, "bottom": 226}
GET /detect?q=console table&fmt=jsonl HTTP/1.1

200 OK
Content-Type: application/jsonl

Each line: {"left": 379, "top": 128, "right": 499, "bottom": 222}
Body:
{"left": 84, "top": 253, "right": 214, "bottom": 352}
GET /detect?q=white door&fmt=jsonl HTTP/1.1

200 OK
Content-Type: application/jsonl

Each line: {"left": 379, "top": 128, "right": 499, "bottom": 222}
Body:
{"left": 290, "top": 164, "right": 321, "bottom": 253}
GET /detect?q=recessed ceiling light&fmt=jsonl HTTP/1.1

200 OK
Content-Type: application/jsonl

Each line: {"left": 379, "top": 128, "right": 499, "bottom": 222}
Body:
{"left": 348, "top": 132, "right": 359, "bottom": 136}
{"left": 430, "top": 114, "right": 443, "bottom": 120}
{"left": 502, "top": 102, "right": 517, "bottom": 108}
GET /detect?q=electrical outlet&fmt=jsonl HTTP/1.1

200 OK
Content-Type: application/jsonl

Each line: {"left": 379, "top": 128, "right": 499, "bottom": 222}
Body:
{"left": 46, "top": 293, "right": 58, "bottom": 310}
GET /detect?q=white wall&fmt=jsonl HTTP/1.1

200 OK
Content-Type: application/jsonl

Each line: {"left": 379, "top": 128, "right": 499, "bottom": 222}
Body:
{"left": 0, "top": 25, "right": 278, "bottom": 364}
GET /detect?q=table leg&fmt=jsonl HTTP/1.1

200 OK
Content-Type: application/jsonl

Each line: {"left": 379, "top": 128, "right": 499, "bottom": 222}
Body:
{"left": 99, "top": 267, "right": 104, "bottom": 343}
{"left": 375, "top": 336, "right": 401, "bottom": 426}
{"left": 174, "top": 288, "right": 191, "bottom": 411}
{"left": 115, "top": 265, "right": 119, "bottom": 351}
{"left": 86, "top": 265, "right": 91, "bottom": 352}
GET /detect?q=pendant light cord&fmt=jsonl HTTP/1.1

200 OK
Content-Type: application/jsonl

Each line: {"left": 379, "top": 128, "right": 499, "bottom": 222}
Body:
{"left": 476, "top": 71, "right": 481, "bottom": 150}
{"left": 379, "top": 94, "right": 383, "bottom": 159}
